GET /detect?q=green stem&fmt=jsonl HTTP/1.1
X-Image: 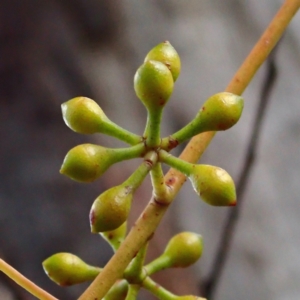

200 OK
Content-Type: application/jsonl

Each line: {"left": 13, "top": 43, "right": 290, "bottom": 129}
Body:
{"left": 0, "top": 259, "right": 58, "bottom": 300}
{"left": 142, "top": 277, "right": 177, "bottom": 300}
{"left": 113, "top": 143, "right": 146, "bottom": 163}
{"left": 150, "top": 163, "right": 171, "bottom": 203}
{"left": 102, "top": 120, "right": 142, "bottom": 145}
{"left": 124, "top": 242, "right": 148, "bottom": 284}
{"left": 159, "top": 150, "right": 193, "bottom": 176}
{"left": 125, "top": 284, "right": 140, "bottom": 300}
{"left": 144, "top": 254, "right": 171, "bottom": 276}
{"left": 124, "top": 151, "right": 157, "bottom": 192}
{"left": 161, "top": 113, "right": 205, "bottom": 149}
{"left": 100, "top": 222, "right": 127, "bottom": 253}
{"left": 144, "top": 108, "right": 163, "bottom": 148}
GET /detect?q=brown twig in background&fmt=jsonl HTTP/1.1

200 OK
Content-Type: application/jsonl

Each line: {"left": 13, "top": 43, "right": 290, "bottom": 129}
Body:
{"left": 202, "top": 40, "right": 280, "bottom": 300}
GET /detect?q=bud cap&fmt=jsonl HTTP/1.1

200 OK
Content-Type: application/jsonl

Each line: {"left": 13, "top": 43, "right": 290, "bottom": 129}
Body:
{"left": 144, "top": 41, "right": 181, "bottom": 82}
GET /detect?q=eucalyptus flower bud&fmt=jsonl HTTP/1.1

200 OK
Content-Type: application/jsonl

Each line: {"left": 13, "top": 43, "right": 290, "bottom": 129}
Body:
{"left": 145, "top": 232, "right": 203, "bottom": 275}
{"left": 42, "top": 253, "right": 101, "bottom": 286}
{"left": 196, "top": 92, "right": 244, "bottom": 132}
{"left": 159, "top": 151, "right": 236, "bottom": 207}
{"left": 166, "top": 92, "right": 244, "bottom": 146}
{"left": 189, "top": 165, "right": 236, "bottom": 206}
{"left": 61, "top": 97, "right": 110, "bottom": 134}
{"left": 163, "top": 232, "right": 203, "bottom": 268}
{"left": 60, "top": 143, "right": 144, "bottom": 183}
{"left": 134, "top": 60, "right": 174, "bottom": 110}
{"left": 90, "top": 185, "right": 133, "bottom": 233}
{"left": 90, "top": 157, "right": 154, "bottom": 232}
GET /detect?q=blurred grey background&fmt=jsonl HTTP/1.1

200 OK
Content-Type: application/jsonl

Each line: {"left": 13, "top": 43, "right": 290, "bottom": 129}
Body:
{"left": 0, "top": 1, "right": 300, "bottom": 299}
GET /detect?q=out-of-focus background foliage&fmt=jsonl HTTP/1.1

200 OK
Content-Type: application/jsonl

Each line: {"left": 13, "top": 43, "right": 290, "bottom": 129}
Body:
{"left": 0, "top": 1, "right": 300, "bottom": 299}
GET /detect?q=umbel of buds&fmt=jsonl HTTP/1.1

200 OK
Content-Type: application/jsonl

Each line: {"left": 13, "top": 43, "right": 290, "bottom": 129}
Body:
{"left": 51, "top": 41, "right": 242, "bottom": 300}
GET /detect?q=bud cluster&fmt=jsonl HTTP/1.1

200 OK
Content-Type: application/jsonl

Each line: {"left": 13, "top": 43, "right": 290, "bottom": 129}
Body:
{"left": 43, "top": 41, "right": 244, "bottom": 299}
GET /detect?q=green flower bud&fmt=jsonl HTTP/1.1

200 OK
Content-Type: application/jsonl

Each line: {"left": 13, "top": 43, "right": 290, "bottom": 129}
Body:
{"left": 189, "top": 165, "right": 236, "bottom": 206}
{"left": 61, "top": 97, "right": 110, "bottom": 134}
{"left": 90, "top": 185, "right": 133, "bottom": 233}
{"left": 145, "top": 232, "right": 203, "bottom": 274}
{"left": 90, "top": 157, "right": 153, "bottom": 233}
{"left": 61, "top": 97, "right": 142, "bottom": 145}
{"left": 90, "top": 157, "right": 153, "bottom": 232}
{"left": 42, "top": 253, "right": 101, "bottom": 286}
{"left": 100, "top": 221, "right": 127, "bottom": 252}
{"left": 60, "top": 143, "right": 144, "bottom": 183}
{"left": 103, "top": 279, "right": 128, "bottom": 300}
{"left": 163, "top": 232, "right": 203, "bottom": 268}
{"left": 159, "top": 151, "right": 236, "bottom": 207}
{"left": 144, "top": 41, "right": 181, "bottom": 82}
{"left": 134, "top": 60, "right": 174, "bottom": 110}
{"left": 163, "top": 92, "right": 244, "bottom": 145}
{"left": 197, "top": 92, "right": 244, "bottom": 131}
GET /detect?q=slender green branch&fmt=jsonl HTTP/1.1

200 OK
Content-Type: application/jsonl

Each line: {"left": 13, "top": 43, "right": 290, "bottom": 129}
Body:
{"left": 79, "top": 2, "right": 300, "bottom": 299}
{"left": 142, "top": 277, "right": 177, "bottom": 300}
{"left": 124, "top": 242, "right": 148, "bottom": 284}
{"left": 125, "top": 284, "right": 140, "bottom": 300}
{"left": 0, "top": 259, "right": 58, "bottom": 300}
{"left": 102, "top": 120, "right": 142, "bottom": 145}
{"left": 144, "top": 108, "right": 163, "bottom": 148}
{"left": 150, "top": 162, "right": 171, "bottom": 204}
{"left": 144, "top": 254, "right": 170, "bottom": 276}
{"left": 124, "top": 151, "right": 157, "bottom": 193}
{"left": 159, "top": 150, "right": 193, "bottom": 176}
{"left": 113, "top": 143, "right": 146, "bottom": 162}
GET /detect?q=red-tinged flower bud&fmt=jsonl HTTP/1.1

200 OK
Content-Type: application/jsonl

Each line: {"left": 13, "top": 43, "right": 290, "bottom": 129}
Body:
{"left": 42, "top": 253, "right": 101, "bottom": 286}
{"left": 189, "top": 165, "right": 236, "bottom": 206}
{"left": 134, "top": 60, "right": 174, "bottom": 110}
{"left": 144, "top": 41, "right": 181, "bottom": 82}
{"left": 197, "top": 92, "right": 244, "bottom": 131}
{"left": 90, "top": 185, "right": 133, "bottom": 233}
